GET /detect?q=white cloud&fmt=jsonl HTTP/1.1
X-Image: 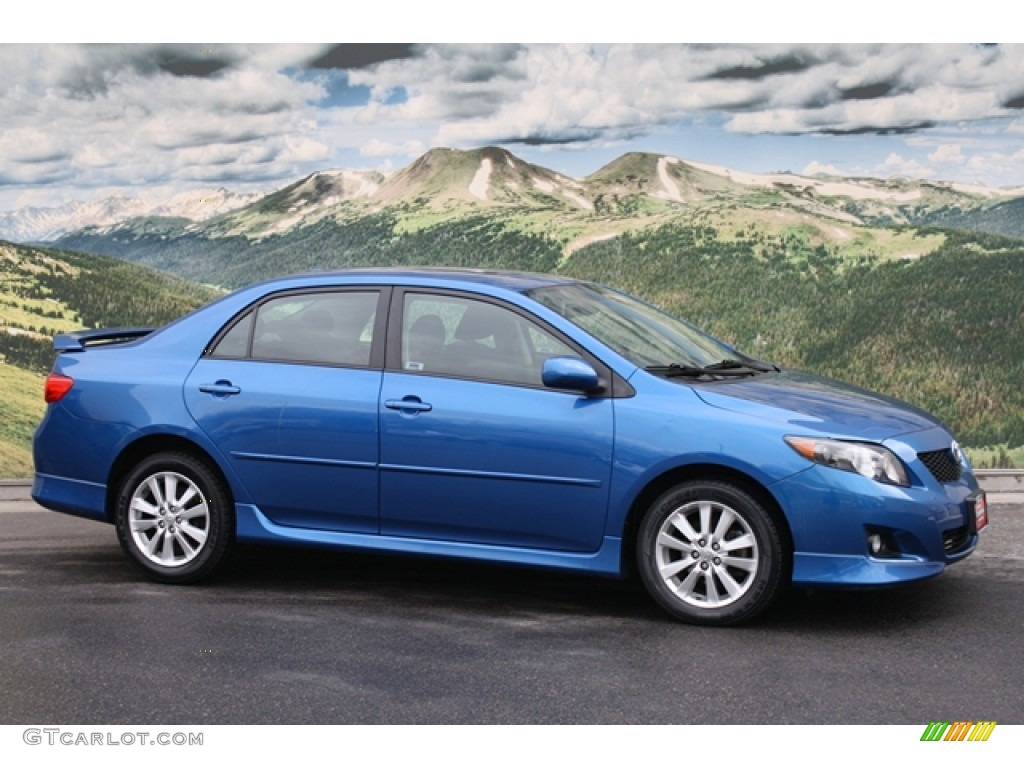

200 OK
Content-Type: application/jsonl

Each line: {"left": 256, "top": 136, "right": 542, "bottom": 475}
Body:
{"left": 0, "top": 128, "right": 69, "bottom": 164}
{"left": 360, "top": 139, "right": 426, "bottom": 158}
{"left": 879, "top": 152, "right": 934, "bottom": 179}
{"left": 965, "top": 149, "right": 1024, "bottom": 181}
{"left": 929, "top": 144, "right": 965, "bottom": 164}
{"left": 803, "top": 161, "right": 844, "bottom": 177}
{"left": 348, "top": 44, "right": 1024, "bottom": 144}
{"left": 0, "top": 45, "right": 329, "bottom": 202}
{"left": 6, "top": 43, "right": 1024, "bottom": 206}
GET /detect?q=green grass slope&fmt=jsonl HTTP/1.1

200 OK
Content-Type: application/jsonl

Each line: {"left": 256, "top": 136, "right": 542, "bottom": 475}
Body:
{"left": 0, "top": 360, "right": 43, "bottom": 477}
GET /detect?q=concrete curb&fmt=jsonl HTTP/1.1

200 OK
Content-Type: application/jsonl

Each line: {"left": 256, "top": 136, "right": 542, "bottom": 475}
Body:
{"left": 975, "top": 470, "right": 1024, "bottom": 505}
{"left": 0, "top": 479, "right": 34, "bottom": 502}
{"left": 4, "top": 472, "right": 1024, "bottom": 505}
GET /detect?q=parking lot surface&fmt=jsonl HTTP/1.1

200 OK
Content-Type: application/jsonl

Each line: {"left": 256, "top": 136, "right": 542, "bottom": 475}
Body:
{"left": 1, "top": 499, "right": 1021, "bottom": 724}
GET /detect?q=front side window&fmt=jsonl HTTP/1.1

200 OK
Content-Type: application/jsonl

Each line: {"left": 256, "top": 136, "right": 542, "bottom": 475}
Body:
{"left": 401, "top": 293, "right": 575, "bottom": 386}
{"left": 210, "top": 291, "right": 379, "bottom": 367}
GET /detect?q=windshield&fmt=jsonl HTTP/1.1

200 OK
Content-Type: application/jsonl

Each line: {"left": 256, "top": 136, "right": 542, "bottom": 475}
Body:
{"left": 527, "top": 283, "right": 738, "bottom": 369}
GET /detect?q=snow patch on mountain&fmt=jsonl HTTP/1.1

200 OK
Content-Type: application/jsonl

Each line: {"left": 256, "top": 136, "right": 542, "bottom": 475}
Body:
{"left": 657, "top": 157, "right": 683, "bottom": 202}
{"left": 315, "top": 169, "right": 381, "bottom": 198}
{"left": 0, "top": 197, "right": 146, "bottom": 242}
{"left": 532, "top": 176, "right": 592, "bottom": 209}
{"left": 950, "top": 182, "right": 1024, "bottom": 198}
{"left": 469, "top": 158, "right": 493, "bottom": 200}
{"left": 149, "top": 188, "right": 262, "bottom": 220}
{"left": 0, "top": 188, "right": 259, "bottom": 242}
{"left": 266, "top": 213, "right": 305, "bottom": 235}
{"left": 562, "top": 190, "right": 594, "bottom": 210}
{"left": 566, "top": 231, "right": 619, "bottom": 255}
{"left": 687, "top": 160, "right": 924, "bottom": 201}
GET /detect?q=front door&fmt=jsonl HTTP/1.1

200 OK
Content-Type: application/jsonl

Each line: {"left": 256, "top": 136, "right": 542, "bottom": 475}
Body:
{"left": 378, "top": 291, "right": 614, "bottom": 552}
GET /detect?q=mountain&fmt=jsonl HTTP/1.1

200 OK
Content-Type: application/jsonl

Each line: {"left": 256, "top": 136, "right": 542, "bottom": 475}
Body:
{"left": 195, "top": 169, "right": 386, "bottom": 239}
{"left": 41, "top": 148, "right": 994, "bottom": 293}
{"left": 0, "top": 187, "right": 261, "bottom": 243}
{"left": 0, "top": 239, "right": 220, "bottom": 476}
{"left": 0, "top": 197, "right": 148, "bottom": 242}
{"left": 913, "top": 195, "right": 1024, "bottom": 239}
{"left": 51, "top": 147, "right": 1024, "bottom": 262}
{"left": 372, "top": 146, "right": 592, "bottom": 209}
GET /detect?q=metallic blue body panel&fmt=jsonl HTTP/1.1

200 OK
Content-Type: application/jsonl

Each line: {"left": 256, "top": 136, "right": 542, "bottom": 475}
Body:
{"left": 184, "top": 358, "right": 382, "bottom": 533}
{"left": 234, "top": 504, "right": 624, "bottom": 575}
{"left": 31, "top": 473, "right": 107, "bottom": 522}
{"left": 379, "top": 371, "right": 613, "bottom": 551}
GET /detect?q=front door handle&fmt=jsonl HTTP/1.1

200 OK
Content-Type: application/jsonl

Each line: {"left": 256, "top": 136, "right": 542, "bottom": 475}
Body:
{"left": 385, "top": 397, "right": 432, "bottom": 413}
{"left": 199, "top": 380, "right": 241, "bottom": 397}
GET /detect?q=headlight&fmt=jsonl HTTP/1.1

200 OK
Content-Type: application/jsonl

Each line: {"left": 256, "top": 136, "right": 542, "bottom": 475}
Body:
{"left": 951, "top": 439, "right": 971, "bottom": 469}
{"left": 785, "top": 436, "right": 910, "bottom": 487}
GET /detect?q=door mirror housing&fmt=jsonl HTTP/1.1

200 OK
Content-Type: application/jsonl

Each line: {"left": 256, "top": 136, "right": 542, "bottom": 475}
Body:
{"left": 542, "top": 357, "right": 601, "bottom": 393}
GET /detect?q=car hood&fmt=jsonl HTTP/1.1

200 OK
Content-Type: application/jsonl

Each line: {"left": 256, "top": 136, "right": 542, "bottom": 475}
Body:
{"left": 688, "top": 369, "right": 944, "bottom": 441}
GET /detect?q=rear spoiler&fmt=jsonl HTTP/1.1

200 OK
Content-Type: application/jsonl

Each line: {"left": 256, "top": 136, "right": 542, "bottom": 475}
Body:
{"left": 53, "top": 327, "right": 156, "bottom": 352}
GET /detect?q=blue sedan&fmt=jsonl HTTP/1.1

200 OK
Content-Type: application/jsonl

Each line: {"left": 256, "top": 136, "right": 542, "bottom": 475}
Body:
{"left": 32, "top": 269, "right": 988, "bottom": 625}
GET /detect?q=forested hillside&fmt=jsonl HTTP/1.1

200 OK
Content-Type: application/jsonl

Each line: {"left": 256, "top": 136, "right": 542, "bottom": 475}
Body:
{"left": 59, "top": 212, "right": 565, "bottom": 289}
{"left": 561, "top": 227, "right": 1024, "bottom": 453}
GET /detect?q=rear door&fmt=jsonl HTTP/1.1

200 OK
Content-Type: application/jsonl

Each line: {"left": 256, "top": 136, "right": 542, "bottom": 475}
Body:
{"left": 184, "top": 288, "right": 386, "bottom": 533}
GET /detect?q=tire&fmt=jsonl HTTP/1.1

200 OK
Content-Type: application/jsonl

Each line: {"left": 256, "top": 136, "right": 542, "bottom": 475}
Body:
{"left": 636, "top": 480, "right": 786, "bottom": 626}
{"left": 115, "top": 452, "right": 235, "bottom": 584}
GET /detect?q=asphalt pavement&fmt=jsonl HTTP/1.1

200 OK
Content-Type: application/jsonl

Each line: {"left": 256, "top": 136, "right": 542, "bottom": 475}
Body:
{"left": 1, "top": 497, "right": 1021, "bottom": 724}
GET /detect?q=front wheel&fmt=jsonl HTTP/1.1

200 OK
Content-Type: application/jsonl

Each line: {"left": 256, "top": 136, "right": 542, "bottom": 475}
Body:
{"left": 636, "top": 481, "right": 786, "bottom": 626}
{"left": 115, "top": 452, "right": 235, "bottom": 583}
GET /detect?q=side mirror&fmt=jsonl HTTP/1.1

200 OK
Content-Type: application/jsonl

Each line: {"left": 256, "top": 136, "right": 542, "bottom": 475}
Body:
{"left": 542, "top": 357, "right": 601, "bottom": 393}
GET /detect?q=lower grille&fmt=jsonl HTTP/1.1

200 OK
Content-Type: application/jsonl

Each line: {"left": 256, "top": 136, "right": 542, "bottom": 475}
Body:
{"left": 918, "top": 448, "right": 962, "bottom": 483}
{"left": 943, "top": 526, "right": 970, "bottom": 553}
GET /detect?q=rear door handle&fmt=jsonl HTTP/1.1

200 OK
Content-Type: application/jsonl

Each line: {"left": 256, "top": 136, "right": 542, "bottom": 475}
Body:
{"left": 385, "top": 397, "right": 432, "bottom": 413}
{"left": 199, "top": 380, "right": 241, "bottom": 397}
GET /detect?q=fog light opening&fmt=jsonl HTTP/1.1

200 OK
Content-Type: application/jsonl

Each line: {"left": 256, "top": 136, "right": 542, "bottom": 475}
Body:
{"left": 866, "top": 529, "right": 901, "bottom": 558}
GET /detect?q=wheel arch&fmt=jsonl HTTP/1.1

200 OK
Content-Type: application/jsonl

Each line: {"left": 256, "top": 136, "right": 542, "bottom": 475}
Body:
{"left": 105, "top": 434, "right": 232, "bottom": 524}
{"left": 620, "top": 463, "right": 794, "bottom": 581}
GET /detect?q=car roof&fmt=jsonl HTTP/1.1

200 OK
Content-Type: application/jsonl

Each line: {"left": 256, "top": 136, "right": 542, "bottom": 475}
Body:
{"left": 286, "top": 267, "right": 581, "bottom": 293}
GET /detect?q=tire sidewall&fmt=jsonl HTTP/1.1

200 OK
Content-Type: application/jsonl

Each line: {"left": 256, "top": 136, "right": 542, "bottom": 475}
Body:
{"left": 637, "top": 481, "right": 784, "bottom": 626}
{"left": 115, "top": 452, "right": 233, "bottom": 583}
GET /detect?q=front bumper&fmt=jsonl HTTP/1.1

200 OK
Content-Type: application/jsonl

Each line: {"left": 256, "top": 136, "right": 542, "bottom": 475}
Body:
{"left": 772, "top": 435, "right": 982, "bottom": 587}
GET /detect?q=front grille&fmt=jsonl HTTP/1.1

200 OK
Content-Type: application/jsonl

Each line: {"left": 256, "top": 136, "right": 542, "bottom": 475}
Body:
{"left": 943, "top": 526, "right": 970, "bottom": 553}
{"left": 918, "top": 448, "right": 962, "bottom": 483}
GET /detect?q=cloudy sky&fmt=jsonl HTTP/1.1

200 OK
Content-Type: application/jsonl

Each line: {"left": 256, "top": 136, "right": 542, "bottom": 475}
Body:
{"left": 3, "top": 38, "right": 1024, "bottom": 210}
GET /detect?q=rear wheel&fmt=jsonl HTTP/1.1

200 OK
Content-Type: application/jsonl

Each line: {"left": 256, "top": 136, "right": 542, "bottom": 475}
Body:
{"left": 115, "top": 452, "right": 234, "bottom": 583}
{"left": 636, "top": 480, "right": 786, "bottom": 626}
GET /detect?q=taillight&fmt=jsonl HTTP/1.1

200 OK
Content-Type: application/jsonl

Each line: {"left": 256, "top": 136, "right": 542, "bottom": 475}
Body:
{"left": 44, "top": 373, "right": 74, "bottom": 403}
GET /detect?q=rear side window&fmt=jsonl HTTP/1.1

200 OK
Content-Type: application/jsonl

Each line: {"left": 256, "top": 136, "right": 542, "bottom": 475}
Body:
{"left": 209, "top": 291, "right": 379, "bottom": 367}
{"left": 210, "top": 311, "right": 253, "bottom": 358}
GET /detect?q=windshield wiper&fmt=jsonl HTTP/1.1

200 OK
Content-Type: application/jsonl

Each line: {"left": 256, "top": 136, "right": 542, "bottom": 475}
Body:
{"left": 645, "top": 358, "right": 777, "bottom": 379}
{"left": 706, "top": 357, "right": 778, "bottom": 373}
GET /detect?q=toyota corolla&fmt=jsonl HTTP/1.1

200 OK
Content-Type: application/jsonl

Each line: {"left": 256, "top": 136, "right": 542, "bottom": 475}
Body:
{"left": 32, "top": 269, "right": 987, "bottom": 625}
